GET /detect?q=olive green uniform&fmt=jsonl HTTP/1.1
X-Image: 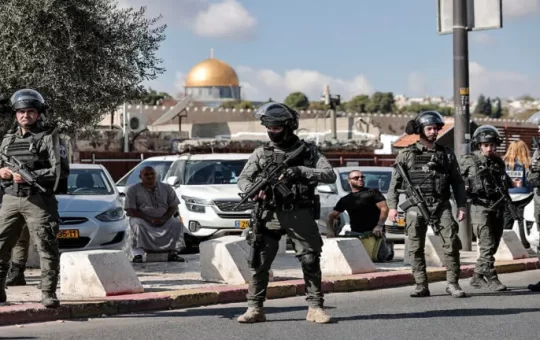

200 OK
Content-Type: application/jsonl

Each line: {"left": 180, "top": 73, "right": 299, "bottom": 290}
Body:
{"left": 0, "top": 128, "right": 61, "bottom": 295}
{"left": 460, "top": 151, "right": 513, "bottom": 281}
{"left": 237, "top": 138, "right": 336, "bottom": 308}
{"left": 387, "top": 142, "right": 467, "bottom": 286}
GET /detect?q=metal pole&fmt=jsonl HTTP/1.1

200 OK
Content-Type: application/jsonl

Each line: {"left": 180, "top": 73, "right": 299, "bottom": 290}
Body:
{"left": 331, "top": 107, "right": 337, "bottom": 140}
{"left": 123, "top": 102, "right": 129, "bottom": 153}
{"left": 453, "top": 0, "right": 472, "bottom": 250}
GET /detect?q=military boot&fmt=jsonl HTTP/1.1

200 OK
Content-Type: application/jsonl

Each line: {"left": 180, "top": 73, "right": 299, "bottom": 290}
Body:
{"left": 6, "top": 262, "right": 27, "bottom": 286}
{"left": 237, "top": 307, "right": 266, "bottom": 323}
{"left": 306, "top": 307, "right": 332, "bottom": 324}
{"left": 485, "top": 276, "right": 507, "bottom": 291}
{"left": 446, "top": 283, "right": 467, "bottom": 298}
{"left": 0, "top": 275, "right": 6, "bottom": 303}
{"left": 41, "top": 291, "right": 60, "bottom": 308}
{"left": 528, "top": 281, "right": 540, "bottom": 291}
{"left": 410, "top": 284, "right": 430, "bottom": 297}
{"left": 469, "top": 272, "right": 488, "bottom": 289}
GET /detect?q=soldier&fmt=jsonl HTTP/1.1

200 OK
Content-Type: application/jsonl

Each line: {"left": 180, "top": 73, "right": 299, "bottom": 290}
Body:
{"left": 0, "top": 89, "right": 63, "bottom": 307}
{"left": 387, "top": 111, "right": 467, "bottom": 298}
{"left": 236, "top": 102, "right": 337, "bottom": 324}
{"left": 460, "top": 125, "right": 520, "bottom": 291}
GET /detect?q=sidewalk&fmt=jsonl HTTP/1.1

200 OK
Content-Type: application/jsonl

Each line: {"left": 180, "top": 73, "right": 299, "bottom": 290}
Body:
{"left": 1, "top": 243, "right": 539, "bottom": 326}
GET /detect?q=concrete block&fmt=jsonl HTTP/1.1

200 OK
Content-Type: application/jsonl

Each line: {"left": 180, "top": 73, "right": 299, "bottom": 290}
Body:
{"left": 492, "top": 230, "right": 529, "bottom": 260}
{"left": 200, "top": 236, "right": 273, "bottom": 285}
{"left": 512, "top": 221, "right": 540, "bottom": 252}
{"left": 320, "top": 238, "right": 376, "bottom": 276}
{"left": 403, "top": 234, "right": 445, "bottom": 267}
{"left": 277, "top": 236, "right": 287, "bottom": 255}
{"left": 60, "top": 250, "right": 144, "bottom": 298}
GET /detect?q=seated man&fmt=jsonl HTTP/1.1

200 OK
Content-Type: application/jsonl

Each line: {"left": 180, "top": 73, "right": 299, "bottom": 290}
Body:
{"left": 326, "top": 170, "right": 393, "bottom": 261}
{"left": 124, "top": 166, "right": 186, "bottom": 263}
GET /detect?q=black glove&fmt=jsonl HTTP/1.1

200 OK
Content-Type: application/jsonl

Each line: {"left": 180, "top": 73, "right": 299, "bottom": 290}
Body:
{"left": 283, "top": 167, "right": 301, "bottom": 180}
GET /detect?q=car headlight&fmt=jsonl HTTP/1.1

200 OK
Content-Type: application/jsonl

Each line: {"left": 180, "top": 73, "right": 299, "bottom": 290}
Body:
{"left": 181, "top": 195, "right": 213, "bottom": 213}
{"left": 96, "top": 207, "right": 125, "bottom": 222}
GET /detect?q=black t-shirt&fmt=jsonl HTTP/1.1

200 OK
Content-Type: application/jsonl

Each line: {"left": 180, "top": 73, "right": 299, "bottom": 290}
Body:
{"left": 333, "top": 188, "right": 386, "bottom": 233}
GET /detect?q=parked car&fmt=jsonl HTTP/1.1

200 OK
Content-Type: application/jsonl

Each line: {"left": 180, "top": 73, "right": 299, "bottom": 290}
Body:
{"left": 57, "top": 164, "right": 128, "bottom": 252}
{"left": 315, "top": 166, "right": 406, "bottom": 241}
{"left": 163, "top": 153, "right": 252, "bottom": 246}
{"left": 116, "top": 155, "right": 179, "bottom": 194}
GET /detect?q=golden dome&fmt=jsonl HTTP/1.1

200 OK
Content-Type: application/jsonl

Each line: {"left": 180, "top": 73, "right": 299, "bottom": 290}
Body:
{"left": 185, "top": 57, "right": 239, "bottom": 87}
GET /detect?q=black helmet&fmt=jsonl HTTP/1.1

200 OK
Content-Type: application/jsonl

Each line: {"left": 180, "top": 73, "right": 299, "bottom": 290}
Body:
{"left": 405, "top": 110, "right": 445, "bottom": 135}
{"left": 473, "top": 125, "right": 502, "bottom": 145}
{"left": 255, "top": 102, "right": 299, "bottom": 130}
{"left": 10, "top": 89, "right": 47, "bottom": 113}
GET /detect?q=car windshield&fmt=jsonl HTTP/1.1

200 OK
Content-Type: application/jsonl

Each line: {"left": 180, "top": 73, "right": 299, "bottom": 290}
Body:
{"left": 339, "top": 170, "right": 392, "bottom": 193}
{"left": 63, "top": 168, "right": 115, "bottom": 195}
{"left": 180, "top": 159, "right": 248, "bottom": 185}
{"left": 116, "top": 160, "right": 173, "bottom": 187}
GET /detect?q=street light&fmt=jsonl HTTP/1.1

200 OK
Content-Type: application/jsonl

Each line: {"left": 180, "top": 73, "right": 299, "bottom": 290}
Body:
{"left": 320, "top": 84, "right": 341, "bottom": 141}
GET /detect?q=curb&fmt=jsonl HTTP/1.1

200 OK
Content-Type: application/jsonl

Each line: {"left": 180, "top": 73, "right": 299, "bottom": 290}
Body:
{"left": 1, "top": 258, "right": 538, "bottom": 326}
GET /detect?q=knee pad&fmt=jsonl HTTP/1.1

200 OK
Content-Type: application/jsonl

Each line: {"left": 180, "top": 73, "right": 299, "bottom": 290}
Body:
{"left": 299, "top": 252, "right": 320, "bottom": 272}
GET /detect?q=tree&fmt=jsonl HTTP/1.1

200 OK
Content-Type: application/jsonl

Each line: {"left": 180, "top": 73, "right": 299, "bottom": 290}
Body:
{"left": 366, "top": 92, "right": 395, "bottom": 113}
{"left": 284, "top": 92, "right": 310, "bottom": 110}
{"left": 491, "top": 98, "right": 502, "bottom": 118}
{"left": 347, "top": 95, "right": 370, "bottom": 113}
{"left": 401, "top": 103, "right": 453, "bottom": 116}
{"left": 474, "top": 94, "right": 486, "bottom": 115}
{"left": 518, "top": 94, "right": 535, "bottom": 102}
{"left": 484, "top": 97, "right": 492, "bottom": 117}
{"left": 219, "top": 100, "right": 254, "bottom": 109}
{"left": 0, "top": 0, "right": 166, "bottom": 135}
{"left": 308, "top": 101, "right": 328, "bottom": 110}
{"left": 142, "top": 88, "right": 171, "bottom": 106}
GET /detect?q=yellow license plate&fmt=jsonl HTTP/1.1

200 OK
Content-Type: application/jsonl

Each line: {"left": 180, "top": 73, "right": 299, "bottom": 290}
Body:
{"left": 236, "top": 220, "right": 250, "bottom": 229}
{"left": 397, "top": 217, "right": 406, "bottom": 227}
{"left": 57, "top": 229, "right": 79, "bottom": 239}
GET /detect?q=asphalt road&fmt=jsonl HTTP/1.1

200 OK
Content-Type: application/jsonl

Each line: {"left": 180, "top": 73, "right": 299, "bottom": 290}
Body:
{"left": 2, "top": 270, "right": 540, "bottom": 340}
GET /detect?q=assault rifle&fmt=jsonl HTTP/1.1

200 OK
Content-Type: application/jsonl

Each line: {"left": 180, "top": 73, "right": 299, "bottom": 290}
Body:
{"left": 393, "top": 161, "right": 446, "bottom": 244}
{"left": 234, "top": 142, "right": 307, "bottom": 268}
{"left": 0, "top": 153, "right": 47, "bottom": 193}
{"left": 477, "top": 165, "right": 530, "bottom": 249}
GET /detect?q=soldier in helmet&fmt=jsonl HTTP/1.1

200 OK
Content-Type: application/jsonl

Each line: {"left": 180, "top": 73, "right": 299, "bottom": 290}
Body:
{"left": 459, "top": 125, "right": 518, "bottom": 291}
{"left": 0, "top": 89, "right": 63, "bottom": 308}
{"left": 387, "top": 111, "right": 468, "bottom": 298}
{"left": 236, "top": 102, "right": 336, "bottom": 324}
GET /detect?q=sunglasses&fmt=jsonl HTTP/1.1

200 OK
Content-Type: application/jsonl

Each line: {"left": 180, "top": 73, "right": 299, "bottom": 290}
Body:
{"left": 349, "top": 176, "right": 365, "bottom": 181}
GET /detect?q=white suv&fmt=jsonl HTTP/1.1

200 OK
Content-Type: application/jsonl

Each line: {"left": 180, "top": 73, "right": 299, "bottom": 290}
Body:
{"left": 163, "top": 153, "right": 252, "bottom": 246}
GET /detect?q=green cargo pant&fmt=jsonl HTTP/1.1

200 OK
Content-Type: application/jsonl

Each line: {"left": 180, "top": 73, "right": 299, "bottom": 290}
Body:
{"left": 405, "top": 202, "right": 462, "bottom": 285}
{"left": 471, "top": 204, "right": 504, "bottom": 277}
{"left": 247, "top": 208, "right": 324, "bottom": 308}
{"left": 0, "top": 193, "right": 60, "bottom": 292}
{"left": 11, "top": 198, "right": 59, "bottom": 265}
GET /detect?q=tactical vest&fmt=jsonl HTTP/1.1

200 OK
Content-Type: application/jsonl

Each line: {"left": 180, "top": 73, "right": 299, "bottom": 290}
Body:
{"left": 406, "top": 145, "right": 449, "bottom": 200}
{"left": 472, "top": 153, "right": 506, "bottom": 199}
{"left": 260, "top": 140, "right": 317, "bottom": 202}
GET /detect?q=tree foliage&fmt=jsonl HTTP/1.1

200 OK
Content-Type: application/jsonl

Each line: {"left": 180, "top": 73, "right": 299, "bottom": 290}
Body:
{"left": 0, "top": 0, "right": 166, "bottom": 135}
{"left": 142, "top": 88, "right": 171, "bottom": 106}
{"left": 219, "top": 100, "right": 255, "bottom": 109}
{"left": 284, "top": 91, "right": 310, "bottom": 110}
{"left": 400, "top": 103, "right": 453, "bottom": 116}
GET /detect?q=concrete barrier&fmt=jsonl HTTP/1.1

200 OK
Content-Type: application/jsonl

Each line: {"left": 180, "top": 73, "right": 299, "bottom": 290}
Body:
{"left": 404, "top": 234, "right": 445, "bottom": 267}
{"left": 320, "top": 238, "right": 376, "bottom": 276}
{"left": 60, "top": 250, "right": 144, "bottom": 298}
{"left": 493, "top": 230, "right": 529, "bottom": 260}
{"left": 200, "top": 236, "right": 273, "bottom": 285}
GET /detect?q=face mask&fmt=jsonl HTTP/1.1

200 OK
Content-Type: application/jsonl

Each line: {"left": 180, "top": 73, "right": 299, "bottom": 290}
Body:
{"left": 268, "top": 129, "right": 286, "bottom": 143}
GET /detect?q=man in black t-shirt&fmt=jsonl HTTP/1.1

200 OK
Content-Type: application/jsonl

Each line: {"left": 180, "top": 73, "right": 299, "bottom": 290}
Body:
{"left": 326, "top": 170, "right": 389, "bottom": 237}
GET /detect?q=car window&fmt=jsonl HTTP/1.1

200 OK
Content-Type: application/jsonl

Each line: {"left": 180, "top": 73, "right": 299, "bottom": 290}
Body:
{"left": 339, "top": 171, "right": 392, "bottom": 193}
{"left": 116, "top": 160, "right": 173, "bottom": 187}
{"left": 170, "top": 159, "right": 248, "bottom": 185}
{"left": 63, "top": 169, "right": 114, "bottom": 195}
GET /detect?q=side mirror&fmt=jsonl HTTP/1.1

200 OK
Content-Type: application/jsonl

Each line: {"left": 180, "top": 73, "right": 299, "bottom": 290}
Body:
{"left": 119, "top": 192, "right": 126, "bottom": 198}
{"left": 166, "top": 176, "right": 179, "bottom": 186}
{"left": 317, "top": 185, "right": 335, "bottom": 194}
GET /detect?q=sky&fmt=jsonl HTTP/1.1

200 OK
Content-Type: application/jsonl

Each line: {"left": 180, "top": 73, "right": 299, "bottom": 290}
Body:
{"left": 118, "top": 0, "right": 540, "bottom": 102}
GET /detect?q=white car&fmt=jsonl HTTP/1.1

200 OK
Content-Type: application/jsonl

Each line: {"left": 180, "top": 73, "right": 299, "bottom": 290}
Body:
{"left": 163, "top": 153, "right": 252, "bottom": 246}
{"left": 57, "top": 164, "right": 128, "bottom": 252}
{"left": 316, "top": 166, "right": 406, "bottom": 241}
{"left": 115, "top": 155, "right": 179, "bottom": 194}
